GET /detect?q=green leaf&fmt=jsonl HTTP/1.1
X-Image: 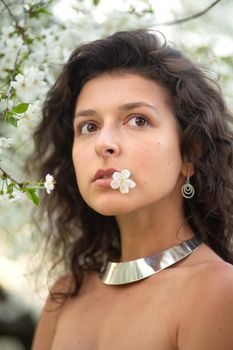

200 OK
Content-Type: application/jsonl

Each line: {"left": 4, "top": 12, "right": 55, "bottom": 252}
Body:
{"left": 9, "top": 116, "right": 18, "bottom": 127}
{"left": 7, "top": 183, "right": 15, "bottom": 195}
{"left": 13, "top": 103, "right": 29, "bottom": 114}
{"left": 25, "top": 188, "right": 40, "bottom": 205}
{"left": 93, "top": 0, "right": 100, "bottom": 5}
{"left": 36, "top": 8, "right": 52, "bottom": 16}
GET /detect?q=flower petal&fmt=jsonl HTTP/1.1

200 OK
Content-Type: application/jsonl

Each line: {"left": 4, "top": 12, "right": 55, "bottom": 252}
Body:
{"left": 110, "top": 180, "right": 120, "bottom": 189}
{"left": 45, "top": 174, "right": 51, "bottom": 181}
{"left": 121, "top": 169, "right": 130, "bottom": 178}
{"left": 126, "top": 179, "right": 136, "bottom": 188}
{"left": 112, "top": 172, "right": 121, "bottom": 180}
{"left": 120, "top": 181, "right": 129, "bottom": 193}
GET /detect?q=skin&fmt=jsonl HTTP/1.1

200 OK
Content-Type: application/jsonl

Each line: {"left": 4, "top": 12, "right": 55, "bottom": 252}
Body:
{"left": 32, "top": 72, "right": 233, "bottom": 350}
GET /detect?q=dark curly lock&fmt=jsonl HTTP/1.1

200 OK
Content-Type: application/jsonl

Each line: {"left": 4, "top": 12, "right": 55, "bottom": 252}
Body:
{"left": 30, "top": 29, "right": 233, "bottom": 298}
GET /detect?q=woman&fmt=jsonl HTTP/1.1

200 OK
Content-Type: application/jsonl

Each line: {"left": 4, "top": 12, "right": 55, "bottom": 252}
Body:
{"left": 32, "top": 29, "right": 233, "bottom": 349}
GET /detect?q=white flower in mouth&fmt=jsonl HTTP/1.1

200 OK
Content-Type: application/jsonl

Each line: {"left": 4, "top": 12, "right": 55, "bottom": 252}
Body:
{"left": 110, "top": 169, "right": 136, "bottom": 194}
{"left": 44, "top": 174, "right": 56, "bottom": 194}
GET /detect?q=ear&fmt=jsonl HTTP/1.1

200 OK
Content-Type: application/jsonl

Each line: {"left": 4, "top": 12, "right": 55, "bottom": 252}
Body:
{"left": 181, "top": 161, "right": 195, "bottom": 178}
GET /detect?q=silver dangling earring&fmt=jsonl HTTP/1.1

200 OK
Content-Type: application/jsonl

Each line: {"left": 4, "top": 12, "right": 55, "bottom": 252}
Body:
{"left": 181, "top": 173, "right": 195, "bottom": 199}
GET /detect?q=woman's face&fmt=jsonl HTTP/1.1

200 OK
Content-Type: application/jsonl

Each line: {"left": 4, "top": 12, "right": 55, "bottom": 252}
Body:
{"left": 72, "top": 72, "right": 186, "bottom": 216}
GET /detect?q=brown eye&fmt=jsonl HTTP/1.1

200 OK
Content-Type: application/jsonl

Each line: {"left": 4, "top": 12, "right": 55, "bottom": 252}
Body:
{"left": 128, "top": 115, "right": 148, "bottom": 127}
{"left": 79, "top": 122, "right": 98, "bottom": 134}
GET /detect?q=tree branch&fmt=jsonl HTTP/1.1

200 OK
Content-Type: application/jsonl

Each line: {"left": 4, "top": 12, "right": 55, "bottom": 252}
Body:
{"left": 0, "top": 166, "right": 23, "bottom": 187}
{"left": 157, "top": 0, "right": 222, "bottom": 26}
{"left": 0, "top": 0, "right": 18, "bottom": 24}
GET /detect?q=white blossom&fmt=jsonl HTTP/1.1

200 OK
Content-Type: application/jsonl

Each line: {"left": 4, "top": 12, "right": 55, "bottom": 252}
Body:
{"left": 1, "top": 26, "right": 15, "bottom": 38}
{"left": 5, "top": 36, "right": 24, "bottom": 51}
{"left": 110, "top": 169, "right": 136, "bottom": 194}
{"left": 0, "top": 138, "right": 14, "bottom": 153}
{"left": 10, "top": 67, "right": 48, "bottom": 103}
{"left": 27, "top": 44, "right": 47, "bottom": 66}
{"left": 28, "top": 28, "right": 70, "bottom": 69}
{"left": 0, "top": 98, "right": 7, "bottom": 113}
{"left": 44, "top": 174, "right": 56, "bottom": 194}
{"left": 9, "top": 188, "right": 26, "bottom": 202}
{"left": 17, "top": 102, "right": 42, "bottom": 131}
{"left": 0, "top": 35, "right": 27, "bottom": 74}
{"left": 0, "top": 180, "right": 24, "bottom": 202}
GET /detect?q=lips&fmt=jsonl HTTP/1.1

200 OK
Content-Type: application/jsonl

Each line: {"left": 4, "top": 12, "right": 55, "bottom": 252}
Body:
{"left": 93, "top": 168, "right": 118, "bottom": 182}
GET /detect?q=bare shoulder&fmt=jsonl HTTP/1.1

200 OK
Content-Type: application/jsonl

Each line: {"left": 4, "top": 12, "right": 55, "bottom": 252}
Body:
{"left": 178, "top": 246, "right": 233, "bottom": 350}
{"left": 32, "top": 274, "right": 75, "bottom": 350}
{"left": 185, "top": 244, "right": 233, "bottom": 292}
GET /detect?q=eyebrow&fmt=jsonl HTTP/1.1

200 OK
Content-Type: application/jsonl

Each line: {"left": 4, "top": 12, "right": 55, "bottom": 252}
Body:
{"left": 74, "top": 101, "right": 160, "bottom": 120}
{"left": 119, "top": 102, "right": 160, "bottom": 114}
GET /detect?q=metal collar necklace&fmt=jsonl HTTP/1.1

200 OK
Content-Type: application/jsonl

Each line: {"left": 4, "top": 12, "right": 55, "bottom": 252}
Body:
{"left": 100, "top": 235, "right": 202, "bottom": 285}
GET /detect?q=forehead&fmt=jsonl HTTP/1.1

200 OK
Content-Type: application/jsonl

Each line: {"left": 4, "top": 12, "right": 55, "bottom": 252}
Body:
{"left": 75, "top": 72, "right": 172, "bottom": 109}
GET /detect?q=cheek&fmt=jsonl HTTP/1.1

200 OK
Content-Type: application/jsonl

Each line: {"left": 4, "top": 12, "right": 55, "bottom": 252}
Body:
{"left": 72, "top": 146, "right": 78, "bottom": 173}
{"left": 136, "top": 140, "right": 182, "bottom": 182}
{"left": 72, "top": 146, "right": 84, "bottom": 184}
{"left": 135, "top": 141, "right": 163, "bottom": 167}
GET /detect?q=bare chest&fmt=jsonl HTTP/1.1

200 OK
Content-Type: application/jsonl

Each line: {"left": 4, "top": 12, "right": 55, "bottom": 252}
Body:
{"left": 51, "top": 273, "right": 181, "bottom": 350}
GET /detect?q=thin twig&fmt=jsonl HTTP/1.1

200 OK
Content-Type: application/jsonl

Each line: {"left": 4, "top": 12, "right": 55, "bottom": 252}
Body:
{"left": 157, "top": 0, "right": 222, "bottom": 26}
{"left": 6, "top": 48, "right": 22, "bottom": 104}
{"left": 0, "top": 0, "right": 18, "bottom": 25}
{"left": 0, "top": 166, "right": 22, "bottom": 187}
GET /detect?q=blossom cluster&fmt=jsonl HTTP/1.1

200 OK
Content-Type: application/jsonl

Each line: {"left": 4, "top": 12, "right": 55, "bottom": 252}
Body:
{"left": 0, "top": 170, "right": 55, "bottom": 205}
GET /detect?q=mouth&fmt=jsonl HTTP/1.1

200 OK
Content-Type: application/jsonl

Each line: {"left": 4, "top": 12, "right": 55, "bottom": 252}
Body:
{"left": 93, "top": 168, "right": 118, "bottom": 183}
{"left": 93, "top": 168, "right": 118, "bottom": 181}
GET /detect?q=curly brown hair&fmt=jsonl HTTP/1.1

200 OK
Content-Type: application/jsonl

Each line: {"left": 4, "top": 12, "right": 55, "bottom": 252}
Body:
{"left": 30, "top": 29, "right": 233, "bottom": 298}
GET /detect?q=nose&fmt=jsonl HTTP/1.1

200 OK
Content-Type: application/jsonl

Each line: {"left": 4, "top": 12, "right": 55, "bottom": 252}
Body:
{"left": 95, "top": 126, "right": 120, "bottom": 158}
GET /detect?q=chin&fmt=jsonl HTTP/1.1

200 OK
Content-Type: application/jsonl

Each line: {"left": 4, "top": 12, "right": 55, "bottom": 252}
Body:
{"left": 92, "top": 206, "right": 130, "bottom": 217}
{"left": 87, "top": 199, "right": 135, "bottom": 216}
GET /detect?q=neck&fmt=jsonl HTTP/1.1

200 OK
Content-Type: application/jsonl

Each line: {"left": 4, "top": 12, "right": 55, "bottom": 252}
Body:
{"left": 116, "top": 198, "right": 194, "bottom": 262}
